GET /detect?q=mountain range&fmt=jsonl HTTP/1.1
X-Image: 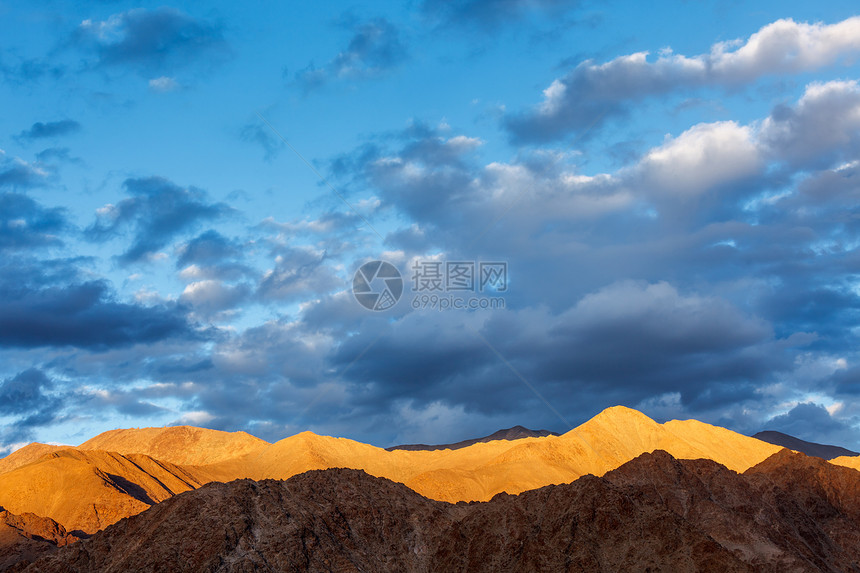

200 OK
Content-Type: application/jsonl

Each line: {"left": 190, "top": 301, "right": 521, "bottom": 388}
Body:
{"left": 3, "top": 406, "right": 860, "bottom": 571}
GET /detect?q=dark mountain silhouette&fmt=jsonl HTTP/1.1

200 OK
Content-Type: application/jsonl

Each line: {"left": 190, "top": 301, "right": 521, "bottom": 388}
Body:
{"left": 20, "top": 449, "right": 860, "bottom": 573}
{"left": 753, "top": 430, "right": 859, "bottom": 460}
{"left": 385, "top": 425, "right": 560, "bottom": 451}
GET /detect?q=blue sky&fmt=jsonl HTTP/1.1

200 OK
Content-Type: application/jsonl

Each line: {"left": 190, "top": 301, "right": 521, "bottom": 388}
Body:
{"left": 3, "top": 0, "right": 860, "bottom": 452}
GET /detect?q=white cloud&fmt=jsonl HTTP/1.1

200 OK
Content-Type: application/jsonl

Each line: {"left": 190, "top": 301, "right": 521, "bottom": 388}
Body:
{"left": 180, "top": 279, "right": 248, "bottom": 312}
{"left": 508, "top": 16, "right": 860, "bottom": 141}
{"left": 638, "top": 121, "right": 761, "bottom": 196}
{"left": 760, "top": 80, "right": 860, "bottom": 165}
{"left": 446, "top": 135, "right": 483, "bottom": 151}
{"left": 174, "top": 410, "right": 214, "bottom": 425}
{"left": 711, "top": 17, "right": 860, "bottom": 81}
{"left": 149, "top": 76, "right": 179, "bottom": 92}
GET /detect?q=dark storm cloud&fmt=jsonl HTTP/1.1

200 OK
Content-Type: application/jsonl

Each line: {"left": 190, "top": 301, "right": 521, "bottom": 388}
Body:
{"left": 85, "top": 176, "right": 232, "bottom": 265}
{"left": 72, "top": 7, "right": 226, "bottom": 73}
{"left": 831, "top": 366, "right": 860, "bottom": 396}
{"left": 0, "top": 193, "right": 67, "bottom": 250}
{"left": 294, "top": 18, "right": 406, "bottom": 91}
{"left": 0, "top": 368, "right": 55, "bottom": 416}
{"left": 530, "top": 282, "right": 778, "bottom": 395}
{"left": 16, "top": 119, "right": 81, "bottom": 141}
{"left": 328, "top": 281, "right": 784, "bottom": 422}
{"left": 0, "top": 369, "right": 64, "bottom": 445}
{"left": 0, "top": 258, "right": 197, "bottom": 349}
{"left": 758, "top": 283, "right": 860, "bottom": 346}
{"left": 762, "top": 402, "right": 860, "bottom": 447}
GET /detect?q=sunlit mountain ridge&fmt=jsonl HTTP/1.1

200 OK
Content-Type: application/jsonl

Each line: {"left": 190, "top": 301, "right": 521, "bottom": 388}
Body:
{"left": 0, "top": 405, "right": 817, "bottom": 537}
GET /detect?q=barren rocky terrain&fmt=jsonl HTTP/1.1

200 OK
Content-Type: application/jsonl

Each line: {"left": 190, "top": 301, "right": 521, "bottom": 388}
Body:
{"left": 4, "top": 407, "right": 860, "bottom": 571}
{"left": 13, "top": 449, "right": 860, "bottom": 572}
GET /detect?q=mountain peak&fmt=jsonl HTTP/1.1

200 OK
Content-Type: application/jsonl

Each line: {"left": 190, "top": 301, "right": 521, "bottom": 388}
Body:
{"left": 569, "top": 405, "right": 661, "bottom": 437}
{"left": 752, "top": 430, "right": 859, "bottom": 460}
{"left": 597, "top": 404, "right": 659, "bottom": 422}
{"left": 78, "top": 425, "right": 269, "bottom": 466}
{"left": 386, "top": 425, "right": 559, "bottom": 452}
{"left": 0, "top": 443, "right": 64, "bottom": 475}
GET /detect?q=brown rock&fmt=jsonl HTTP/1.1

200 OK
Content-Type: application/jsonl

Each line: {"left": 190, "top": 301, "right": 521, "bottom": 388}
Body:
{"left": 29, "top": 453, "right": 829, "bottom": 573}
{"left": 0, "top": 508, "right": 82, "bottom": 571}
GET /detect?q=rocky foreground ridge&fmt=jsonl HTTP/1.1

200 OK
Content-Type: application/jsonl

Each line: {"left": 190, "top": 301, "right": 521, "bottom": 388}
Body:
{"left": 13, "top": 449, "right": 860, "bottom": 572}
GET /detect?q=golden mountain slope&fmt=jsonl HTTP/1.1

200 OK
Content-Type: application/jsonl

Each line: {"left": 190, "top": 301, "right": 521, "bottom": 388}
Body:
{"left": 198, "top": 406, "right": 784, "bottom": 502}
{"left": 0, "top": 443, "right": 64, "bottom": 476}
{"left": 0, "top": 448, "right": 206, "bottom": 534}
{"left": 78, "top": 425, "right": 269, "bottom": 466}
{"left": 830, "top": 455, "right": 860, "bottom": 471}
{"left": 0, "top": 406, "right": 787, "bottom": 532}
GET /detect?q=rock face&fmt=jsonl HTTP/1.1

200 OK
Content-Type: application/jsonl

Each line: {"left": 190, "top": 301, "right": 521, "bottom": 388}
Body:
{"left": 753, "top": 430, "right": 859, "bottom": 460}
{"left": 22, "top": 450, "right": 860, "bottom": 573}
{"left": 0, "top": 508, "right": 82, "bottom": 572}
{"left": 385, "top": 425, "right": 560, "bottom": 451}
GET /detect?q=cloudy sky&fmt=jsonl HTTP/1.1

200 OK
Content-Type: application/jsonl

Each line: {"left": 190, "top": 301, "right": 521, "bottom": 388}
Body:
{"left": 2, "top": 0, "right": 860, "bottom": 452}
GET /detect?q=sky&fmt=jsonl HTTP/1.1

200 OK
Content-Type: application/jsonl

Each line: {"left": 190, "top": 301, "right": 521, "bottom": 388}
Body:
{"left": 2, "top": 0, "right": 860, "bottom": 452}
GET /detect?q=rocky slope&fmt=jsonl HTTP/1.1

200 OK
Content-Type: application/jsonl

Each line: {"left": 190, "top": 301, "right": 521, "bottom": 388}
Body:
{"left": 0, "top": 509, "right": 81, "bottom": 572}
{"left": 20, "top": 450, "right": 860, "bottom": 573}
{"left": 0, "top": 449, "right": 207, "bottom": 535}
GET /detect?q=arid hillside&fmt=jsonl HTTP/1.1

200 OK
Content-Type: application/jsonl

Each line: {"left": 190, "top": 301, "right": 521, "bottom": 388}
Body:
{"left": 0, "top": 406, "right": 796, "bottom": 538}
{"left": 19, "top": 449, "right": 860, "bottom": 572}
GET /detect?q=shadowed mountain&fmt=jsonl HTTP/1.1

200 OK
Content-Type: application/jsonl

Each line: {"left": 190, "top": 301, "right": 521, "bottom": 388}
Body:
{"left": 385, "top": 425, "right": 560, "bottom": 451}
{"left": 752, "top": 430, "right": 859, "bottom": 460}
{"left": 22, "top": 450, "right": 860, "bottom": 573}
{"left": 0, "top": 508, "right": 82, "bottom": 572}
